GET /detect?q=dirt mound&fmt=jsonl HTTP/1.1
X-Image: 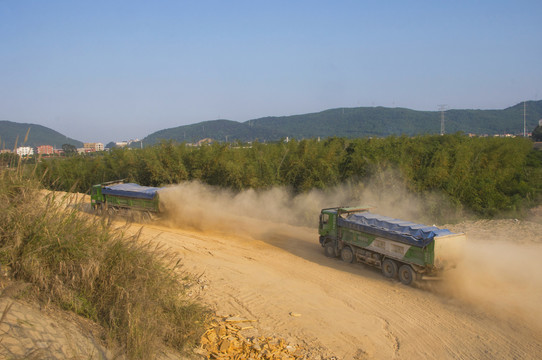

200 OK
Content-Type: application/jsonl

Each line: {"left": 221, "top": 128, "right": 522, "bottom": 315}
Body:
{"left": 0, "top": 281, "right": 110, "bottom": 359}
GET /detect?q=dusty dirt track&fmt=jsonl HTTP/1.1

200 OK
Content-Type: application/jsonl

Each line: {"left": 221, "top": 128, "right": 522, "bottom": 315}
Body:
{"left": 2, "top": 186, "right": 541, "bottom": 359}
{"left": 130, "top": 213, "right": 542, "bottom": 360}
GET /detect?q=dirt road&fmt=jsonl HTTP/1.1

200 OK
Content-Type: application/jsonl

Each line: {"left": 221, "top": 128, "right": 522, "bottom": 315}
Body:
{"left": 4, "top": 185, "right": 540, "bottom": 359}
{"left": 131, "top": 213, "right": 542, "bottom": 359}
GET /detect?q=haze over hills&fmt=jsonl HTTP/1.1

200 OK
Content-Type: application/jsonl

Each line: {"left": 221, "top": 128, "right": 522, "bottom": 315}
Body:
{"left": 1, "top": 101, "right": 541, "bottom": 149}
{"left": 0, "top": 120, "right": 83, "bottom": 150}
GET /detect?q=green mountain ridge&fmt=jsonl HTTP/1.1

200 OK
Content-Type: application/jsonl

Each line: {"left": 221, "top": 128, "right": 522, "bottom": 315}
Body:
{"left": 0, "top": 120, "right": 83, "bottom": 150}
{"left": 142, "top": 100, "right": 542, "bottom": 145}
{"left": 2, "top": 101, "right": 541, "bottom": 149}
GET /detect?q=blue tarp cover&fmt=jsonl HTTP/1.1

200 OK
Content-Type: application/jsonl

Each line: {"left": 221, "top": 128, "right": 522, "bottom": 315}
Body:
{"left": 102, "top": 183, "right": 163, "bottom": 200}
{"left": 339, "top": 212, "right": 454, "bottom": 247}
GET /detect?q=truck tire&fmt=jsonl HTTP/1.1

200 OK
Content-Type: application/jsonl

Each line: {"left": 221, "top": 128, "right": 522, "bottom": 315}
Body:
{"left": 324, "top": 242, "right": 337, "bottom": 258}
{"left": 398, "top": 264, "right": 415, "bottom": 285}
{"left": 340, "top": 247, "right": 354, "bottom": 263}
{"left": 382, "top": 259, "right": 398, "bottom": 278}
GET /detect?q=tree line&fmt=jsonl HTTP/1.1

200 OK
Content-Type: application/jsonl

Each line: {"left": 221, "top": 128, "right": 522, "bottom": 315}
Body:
{"left": 35, "top": 134, "right": 542, "bottom": 219}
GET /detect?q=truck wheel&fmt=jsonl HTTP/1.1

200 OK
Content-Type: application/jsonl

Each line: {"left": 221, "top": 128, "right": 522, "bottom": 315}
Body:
{"left": 382, "top": 259, "right": 398, "bottom": 278}
{"left": 324, "top": 242, "right": 337, "bottom": 258}
{"left": 340, "top": 247, "right": 354, "bottom": 263}
{"left": 398, "top": 264, "right": 415, "bottom": 286}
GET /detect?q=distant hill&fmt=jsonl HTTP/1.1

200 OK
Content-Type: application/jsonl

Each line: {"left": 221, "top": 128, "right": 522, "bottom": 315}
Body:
{"left": 3, "top": 100, "right": 541, "bottom": 149}
{"left": 0, "top": 120, "right": 83, "bottom": 150}
{"left": 142, "top": 119, "right": 286, "bottom": 145}
{"left": 142, "top": 100, "right": 542, "bottom": 145}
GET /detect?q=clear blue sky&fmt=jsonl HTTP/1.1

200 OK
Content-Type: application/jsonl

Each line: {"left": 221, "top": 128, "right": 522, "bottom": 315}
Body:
{"left": 1, "top": 0, "right": 541, "bottom": 144}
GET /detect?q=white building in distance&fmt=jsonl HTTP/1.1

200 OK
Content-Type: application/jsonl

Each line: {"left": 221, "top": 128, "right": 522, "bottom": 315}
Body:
{"left": 16, "top": 146, "right": 34, "bottom": 157}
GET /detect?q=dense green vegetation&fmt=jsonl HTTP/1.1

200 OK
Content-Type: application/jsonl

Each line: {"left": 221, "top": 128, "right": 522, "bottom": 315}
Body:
{"left": 0, "top": 152, "right": 20, "bottom": 167}
{"left": 36, "top": 134, "right": 542, "bottom": 219}
{"left": 0, "top": 168, "right": 209, "bottom": 359}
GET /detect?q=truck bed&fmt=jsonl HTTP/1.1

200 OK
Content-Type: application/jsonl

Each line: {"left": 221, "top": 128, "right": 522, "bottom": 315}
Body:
{"left": 338, "top": 212, "right": 456, "bottom": 247}
{"left": 102, "top": 183, "right": 163, "bottom": 200}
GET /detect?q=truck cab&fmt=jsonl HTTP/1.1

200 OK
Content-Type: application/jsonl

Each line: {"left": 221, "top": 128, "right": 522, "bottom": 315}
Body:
{"left": 90, "top": 179, "right": 127, "bottom": 210}
{"left": 319, "top": 209, "right": 338, "bottom": 245}
{"left": 319, "top": 206, "right": 372, "bottom": 246}
{"left": 90, "top": 184, "right": 104, "bottom": 209}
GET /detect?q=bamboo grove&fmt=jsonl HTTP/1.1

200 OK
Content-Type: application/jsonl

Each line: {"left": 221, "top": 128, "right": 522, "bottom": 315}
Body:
{"left": 34, "top": 134, "right": 542, "bottom": 219}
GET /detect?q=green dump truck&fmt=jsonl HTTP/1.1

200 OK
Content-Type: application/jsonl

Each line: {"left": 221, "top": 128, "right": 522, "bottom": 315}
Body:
{"left": 319, "top": 206, "right": 465, "bottom": 285}
{"left": 90, "top": 180, "right": 163, "bottom": 216}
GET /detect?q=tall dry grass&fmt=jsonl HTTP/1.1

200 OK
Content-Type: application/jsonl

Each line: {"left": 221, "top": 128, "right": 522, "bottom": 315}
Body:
{"left": 0, "top": 166, "right": 209, "bottom": 359}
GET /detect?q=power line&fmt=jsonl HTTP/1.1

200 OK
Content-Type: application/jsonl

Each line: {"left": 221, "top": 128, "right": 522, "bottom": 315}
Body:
{"left": 524, "top": 101, "right": 527, "bottom": 137}
{"left": 438, "top": 105, "right": 447, "bottom": 135}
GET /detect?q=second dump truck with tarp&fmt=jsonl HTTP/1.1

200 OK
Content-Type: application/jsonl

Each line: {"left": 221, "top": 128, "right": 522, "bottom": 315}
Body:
{"left": 319, "top": 206, "right": 465, "bottom": 285}
{"left": 91, "top": 181, "right": 164, "bottom": 216}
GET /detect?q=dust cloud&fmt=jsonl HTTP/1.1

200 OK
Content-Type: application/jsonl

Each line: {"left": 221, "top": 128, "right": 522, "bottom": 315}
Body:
{"left": 158, "top": 181, "right": 344, "bottom": 237}
{"left": 158, "top": 178, "right": 542, "bottom": 333}
{"left": 442, "top": 219, "right": 542, "bottom": 332}
{"left": 157, "top": 171, "right": 439, "bottom": 237}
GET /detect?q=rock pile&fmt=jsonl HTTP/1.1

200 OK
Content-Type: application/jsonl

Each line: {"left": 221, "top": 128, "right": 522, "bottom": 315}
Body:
{"left": 198, "top": 316, "right": 306, "bottom": 359}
